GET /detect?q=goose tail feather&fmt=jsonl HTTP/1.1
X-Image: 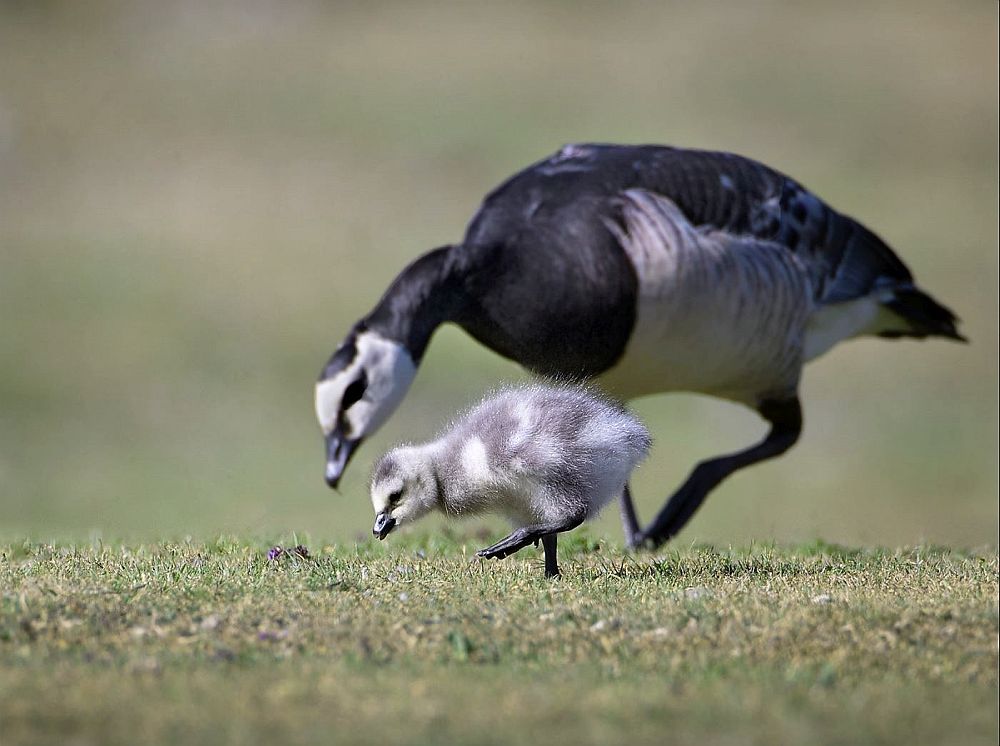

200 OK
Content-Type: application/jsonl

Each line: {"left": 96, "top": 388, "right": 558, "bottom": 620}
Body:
{"left": 880, "top": 285, "right": 967, "bottom": 342}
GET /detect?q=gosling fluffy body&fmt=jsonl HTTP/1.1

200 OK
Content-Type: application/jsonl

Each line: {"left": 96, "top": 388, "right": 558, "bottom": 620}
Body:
{"left": 370, "top": 384, "right": 650, "bottom": 576}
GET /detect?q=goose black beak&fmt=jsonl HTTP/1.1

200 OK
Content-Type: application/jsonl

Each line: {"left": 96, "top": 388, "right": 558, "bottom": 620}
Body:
{"left": 324, "top": 431, "right": 359, "bottom": 489}
{"left": 373, "top": 512, "right": 396, "bottom": 540}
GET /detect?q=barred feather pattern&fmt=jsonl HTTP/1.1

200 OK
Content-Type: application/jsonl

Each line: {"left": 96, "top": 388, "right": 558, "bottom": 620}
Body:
{"left": 600, "top": 188, "right": 814, "bottom": 404}
{"left": 536, "top": 144, "right": 915, "bottom": 306}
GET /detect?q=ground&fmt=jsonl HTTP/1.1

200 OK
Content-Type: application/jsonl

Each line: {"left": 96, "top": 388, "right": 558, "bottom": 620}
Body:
{"left": 2, "top": 535, "right": 996, "bottom": 746}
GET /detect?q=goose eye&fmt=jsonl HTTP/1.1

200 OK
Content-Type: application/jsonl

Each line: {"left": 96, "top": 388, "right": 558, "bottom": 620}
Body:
{"left": 388, "top": 489, "right": 403, "bottom": 505}
{"left": 341, "top": 372, "right": 368, "bottom": 410}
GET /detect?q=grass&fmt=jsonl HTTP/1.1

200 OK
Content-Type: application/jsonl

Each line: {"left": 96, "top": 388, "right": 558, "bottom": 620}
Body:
{"left": 2, "top": 535, "right": 997, "bottom": 745}
{"left": 0, "top": 0, "right": 996, "bottom": 547}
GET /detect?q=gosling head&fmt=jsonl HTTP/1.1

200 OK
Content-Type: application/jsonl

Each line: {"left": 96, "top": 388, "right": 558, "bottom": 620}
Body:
{"left": 315, "top": 325, "right": 417, "bottom": 489}
{"left": 370, "top": 446, "right": 439, "bottom": 540}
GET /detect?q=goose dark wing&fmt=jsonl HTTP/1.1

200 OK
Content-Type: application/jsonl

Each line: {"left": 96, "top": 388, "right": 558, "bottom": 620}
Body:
{"left": 617, "top": 146, "right": 915, "bottom": 304}
{"left": 469, "top": 143, "right": 915, "bottom": 305}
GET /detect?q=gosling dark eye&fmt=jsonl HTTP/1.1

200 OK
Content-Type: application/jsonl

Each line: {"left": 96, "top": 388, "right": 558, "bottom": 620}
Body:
{"left": 341, "top": 371, "right": 368, "bottom": 410}
{"left": 388, "top": 489, "right": 403, "bottom": 506}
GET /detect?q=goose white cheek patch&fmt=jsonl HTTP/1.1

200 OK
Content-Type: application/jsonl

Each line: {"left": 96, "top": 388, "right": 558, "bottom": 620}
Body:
{"left": 315, "top": 374, "right": 352, "bottom": 434}
{"left": 314, "top": 331, "right": 417, "bottom": 438}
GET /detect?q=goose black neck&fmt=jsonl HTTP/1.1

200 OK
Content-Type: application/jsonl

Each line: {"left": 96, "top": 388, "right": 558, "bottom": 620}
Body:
{"left": 362, "top": 245, "right": 465, "bottom": 361}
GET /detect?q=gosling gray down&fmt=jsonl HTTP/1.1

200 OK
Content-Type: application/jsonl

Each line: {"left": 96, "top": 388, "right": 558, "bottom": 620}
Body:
{"left": 370, "top": 384, "right": 651, "bottom": 578}
{"left": 319, "top": 143, "right": 964, "bottom": 550}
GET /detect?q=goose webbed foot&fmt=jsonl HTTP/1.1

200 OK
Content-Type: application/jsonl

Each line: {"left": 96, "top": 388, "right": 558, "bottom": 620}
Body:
{"left": 635, "top": 466, "right": 721, "bottom": 549}
{"left": 637, "top": 397, "right": 803, "bottom": 550}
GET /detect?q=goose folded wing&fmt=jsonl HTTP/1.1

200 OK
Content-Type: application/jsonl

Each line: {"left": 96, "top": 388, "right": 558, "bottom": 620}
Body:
{"left": 628, "top": 148, "right": 917, "bottom": 305}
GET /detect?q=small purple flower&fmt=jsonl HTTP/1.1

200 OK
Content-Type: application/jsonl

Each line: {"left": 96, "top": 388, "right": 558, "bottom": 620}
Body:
{"left": 267, "top": 545, "right": 310, "bottom": 562}
{"left": 257, "top": 630, "right": 288, "bottom": 642}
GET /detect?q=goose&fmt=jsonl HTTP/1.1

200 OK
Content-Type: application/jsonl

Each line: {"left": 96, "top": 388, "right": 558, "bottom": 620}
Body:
{"left": 316, "top": 143, "right": 964, "bottom": 549}
{"left": 370, "top": 383, "right": 651, "bottom": 577}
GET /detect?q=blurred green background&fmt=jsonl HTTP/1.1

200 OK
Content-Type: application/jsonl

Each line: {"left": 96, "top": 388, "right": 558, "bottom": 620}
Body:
{"left": 1, "top": 1, "right": 996, "bottom": 547}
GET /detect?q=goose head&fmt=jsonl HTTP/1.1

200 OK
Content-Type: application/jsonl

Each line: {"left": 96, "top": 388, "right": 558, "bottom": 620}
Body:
{"left": 315, "top": 326, "right": 417, "bottom": 488}
{"left": 370, "top": 446, "right": 439, "bottom": 539}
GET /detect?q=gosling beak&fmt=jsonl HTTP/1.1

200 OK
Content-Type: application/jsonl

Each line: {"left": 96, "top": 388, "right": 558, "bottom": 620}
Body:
{"left": 373, "top": 511, "right": 397, "bottom": 540}
{"left": 324, "top": 430, "right": 359, "bottom": 489}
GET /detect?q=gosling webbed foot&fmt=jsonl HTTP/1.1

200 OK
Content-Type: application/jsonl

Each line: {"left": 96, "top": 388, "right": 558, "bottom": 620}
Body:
{"left": 476, "top": 528, "right": 534, "bottom": 561}
{"left": 476, "top": 518, "right": 584, "bottom": 578}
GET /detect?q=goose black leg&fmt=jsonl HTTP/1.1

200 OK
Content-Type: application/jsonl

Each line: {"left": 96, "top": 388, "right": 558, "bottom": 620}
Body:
{"left": 638, "top": 397, "right": 803, "bottom": 550}
{"left": 477, "top": 514, "right": 585, "bottom": 574}
{"left": 618, "top": 483, "right": 642, "bottom": 550}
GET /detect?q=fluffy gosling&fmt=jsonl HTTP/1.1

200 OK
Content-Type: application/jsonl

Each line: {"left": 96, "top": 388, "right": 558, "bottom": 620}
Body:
{"left": 370, "top": 383, "right": 651, "bottom": 577}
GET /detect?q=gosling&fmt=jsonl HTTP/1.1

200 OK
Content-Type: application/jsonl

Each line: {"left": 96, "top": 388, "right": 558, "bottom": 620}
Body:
{"left": 370, "top": 383, "right": 651, "bottom": 578}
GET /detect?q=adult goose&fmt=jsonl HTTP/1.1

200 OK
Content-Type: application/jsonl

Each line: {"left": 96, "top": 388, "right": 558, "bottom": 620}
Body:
{"left": 315, "top": 143, "right": 964, "bottom": 549}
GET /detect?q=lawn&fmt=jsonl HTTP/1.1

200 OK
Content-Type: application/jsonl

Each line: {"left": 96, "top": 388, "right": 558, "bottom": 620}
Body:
{"left": 2, "top": 537, "right": 997, "bottom": 745}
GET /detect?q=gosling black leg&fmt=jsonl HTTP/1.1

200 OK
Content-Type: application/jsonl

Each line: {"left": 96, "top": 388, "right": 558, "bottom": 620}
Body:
{"left": 638, "top": 397, "right": 803, "bottom": 550}
{"left": 541, "top": 534, "right": 560, "bottom": 578}
{"left": 477, "top": 514, "right": 584, "bottom": 568}
{"left": 617, "top": 483, "right": 642, "bottom": 550}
